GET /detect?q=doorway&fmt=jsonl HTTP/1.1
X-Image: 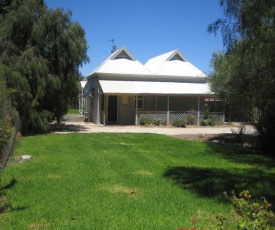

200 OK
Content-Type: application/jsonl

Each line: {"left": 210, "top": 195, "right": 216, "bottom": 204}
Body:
{"left": 108, "top": 96, "right": 118, "bottom": 123}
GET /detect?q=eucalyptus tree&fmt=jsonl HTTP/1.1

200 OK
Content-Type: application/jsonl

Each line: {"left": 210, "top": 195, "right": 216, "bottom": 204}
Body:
{"left": 208, "top": 0, "right": 275, "bottom": 152}
{"left": 0, "top": 0, "right": 89, "bottom": 133}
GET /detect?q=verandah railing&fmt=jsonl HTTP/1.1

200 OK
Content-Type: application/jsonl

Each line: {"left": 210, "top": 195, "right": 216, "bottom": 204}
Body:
{"left": 137, "top": 111, "right": 225, "bottom": 126}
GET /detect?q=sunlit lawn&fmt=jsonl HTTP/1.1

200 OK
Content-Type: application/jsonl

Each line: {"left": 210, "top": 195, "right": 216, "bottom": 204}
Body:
{"left": 1, "top": 133, "right": 275, "bottom": 229}
{"left": 67, "top": 108, "right": 79, "bottom": 114}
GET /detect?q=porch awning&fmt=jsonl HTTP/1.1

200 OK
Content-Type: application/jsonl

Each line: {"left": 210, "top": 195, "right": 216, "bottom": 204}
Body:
{"left": 99, "top": 80, "right": 213, "bottom": 95}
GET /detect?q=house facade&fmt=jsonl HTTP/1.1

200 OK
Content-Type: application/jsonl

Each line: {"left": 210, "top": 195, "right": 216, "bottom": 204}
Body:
{"left": 81, "top": 46, "right": 224, "bottom": 126}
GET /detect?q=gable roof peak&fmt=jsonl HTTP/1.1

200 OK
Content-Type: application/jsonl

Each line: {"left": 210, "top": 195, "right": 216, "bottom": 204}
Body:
{"left": 167, "top": 50, "right": 187, "bottom": 62}
{"left": 110, "top": 46, "right": 136, "bottom": 61}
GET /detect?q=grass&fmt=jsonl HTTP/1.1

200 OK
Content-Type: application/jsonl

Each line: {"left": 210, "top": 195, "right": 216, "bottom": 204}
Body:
{"left": 67, "top": 108, "right": 79, "bottom": 114}
{"left": 1, "top": 133, "right": 275, "bottom": 229}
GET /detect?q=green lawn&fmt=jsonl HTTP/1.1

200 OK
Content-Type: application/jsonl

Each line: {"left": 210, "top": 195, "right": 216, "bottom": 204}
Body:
{"left": 1, "top": 133, "right": 275, "bottom": 229}
{"left": 67, "top": 108, "right": 79, "bottom": 114}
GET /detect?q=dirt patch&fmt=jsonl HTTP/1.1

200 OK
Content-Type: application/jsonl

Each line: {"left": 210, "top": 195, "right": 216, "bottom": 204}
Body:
{"left": 171, "top": 133, "right": 258, "bottom": 145}
{"left": 171, "top": 134, "right": 220, "bottom": 142}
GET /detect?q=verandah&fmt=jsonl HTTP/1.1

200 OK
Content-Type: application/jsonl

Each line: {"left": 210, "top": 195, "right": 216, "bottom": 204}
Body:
{"left": 134, "top": 96, "right": 224, "bottom": 126}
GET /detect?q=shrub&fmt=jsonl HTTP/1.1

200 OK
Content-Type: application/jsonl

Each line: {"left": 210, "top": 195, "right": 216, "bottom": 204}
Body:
{"left": 152, "top": 119, "right": 161, "bottom": 126}
{"left": 186, "top": 110, "right": 197, "bottom": 125}
{"left": 172, "top": 119, "right": 186, "bottom": 128}
{"left": 200, "top": 120, "right": 208, "bottom": 126}
{"left": 201, "top": 119, "right": 216, "bottom": 126}
{"left": 139, "top": 117, "right": 151, "bottom": 126}
{"left": 217, "top": 190, "right": 275, "bottom": 229}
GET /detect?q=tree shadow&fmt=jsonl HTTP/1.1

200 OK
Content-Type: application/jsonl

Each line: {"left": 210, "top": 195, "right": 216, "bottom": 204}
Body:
{"left": 0, "top": 178, "right": 29, "bottom": 214}
{"left": 206, "top": 138, "right": 275, "bottom": 168}
{"left": 50, "top": 123, "right": 88, "bottom": 133}
{"left": 1, "top": 178, "right": 17, "bottom": 190}
{"left": 163, "top": 166, "right": 275, "bottom": 207}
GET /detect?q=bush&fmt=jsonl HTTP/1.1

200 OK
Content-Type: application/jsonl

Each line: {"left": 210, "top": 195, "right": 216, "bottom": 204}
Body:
{"left": 186, "top": 110, "right": 197, "bottom": 125}
{"left": 172, "top": 119, "right": 186, "bottom": 128}
{"left": 140, "top": 117, "right": 166, "bottom": 126}
{"left": 200, "top": 119, "right": 216, "bottom": 126}
{"left": 152, "top": 119, "right": 161, "bottom": 126}
{"left": 217, "top": 190, "right": 275, "bottom": 229}
{"left": 139, "top": 117, "right": 151, "bottom": 126}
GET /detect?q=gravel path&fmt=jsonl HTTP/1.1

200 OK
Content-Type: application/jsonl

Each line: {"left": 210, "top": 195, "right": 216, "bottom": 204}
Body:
{"left": 52, "top": 114, "right": 256, "bottom": 137}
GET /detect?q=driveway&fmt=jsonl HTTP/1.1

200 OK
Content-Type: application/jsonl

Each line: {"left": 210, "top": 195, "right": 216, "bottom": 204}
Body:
{"left": 53, "top": 114, "right": 256, "bottom": 136}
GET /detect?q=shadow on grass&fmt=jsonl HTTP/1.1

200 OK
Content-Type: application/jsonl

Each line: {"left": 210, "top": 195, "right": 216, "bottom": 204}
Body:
{"left": 207, "top": 139, "right": 275, "bottom": 168}
{"left": 50, "top": 123, "right": 88, "bottom": 133}
{"left": 1, "top": 178, "right": 17, "bottom": 190}
{"left": 0, "top": 178, "right": 29, "bottom": 214}
{"left": 164, "top": 166, "right": 275, "bottom": 206}
{"left": 50, "top": 114, "right": 88, "bottom": 133}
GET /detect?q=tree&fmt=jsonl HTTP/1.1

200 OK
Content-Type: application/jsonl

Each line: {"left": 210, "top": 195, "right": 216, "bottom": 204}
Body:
{"left": 0, "top": 0, "right": 89, "bottom": 133}
{"left": 208, "top": 0, "right": 275, "bottom": 152}
{"left": 0, "top": 0, "right": 13, "bottom": 15}
{"left": 0, "top": 61, "right": 20, "bottom": 174}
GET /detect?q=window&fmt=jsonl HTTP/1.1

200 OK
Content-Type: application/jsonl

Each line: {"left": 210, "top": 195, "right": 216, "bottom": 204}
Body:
{"left": 144, "top": 96, "right": 156, "bottom": 109}
{"left": 134, "top": 96, "right": 143, "bottom": 109}
{"left": 134, "top": 96, "right": 156, "bottom": 109}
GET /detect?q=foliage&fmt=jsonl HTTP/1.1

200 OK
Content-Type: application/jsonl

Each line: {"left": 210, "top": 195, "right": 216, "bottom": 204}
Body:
{"left": 152, "top": 118, "right": 161, "bottom": 126}
{"left": 139, "top": 116, "right": 151, "bottom": 126}
{"left": 217, "top": 191, "right": 275, "bottom": 230}
{"left": 0, "top": 0, "right": 12, "bottom": 15}
{"left": 0, "top": 0, "right": 89, "bottom": 134}
{"left": 0, "top": 70, "right": 10, "bottom": 152}
{"left": 0, "top": 62, "right": 20, "bottom": 175}
{"left": 186, "top": 110, "right": 197, "bottom": 125}
{"left": 139, "top": 117, "right": 165, "bottom": 126}
{"left": 201, "top": 108, "right": 216, "bottom": 126}
{"left": 208, "top": 0, "right": 275, "bottom": 152}
{"left": 200, "top": 119, "right": 215, "bottom": 126}
{"left": 172, "top": 119, "right": 186, "bottom": 127}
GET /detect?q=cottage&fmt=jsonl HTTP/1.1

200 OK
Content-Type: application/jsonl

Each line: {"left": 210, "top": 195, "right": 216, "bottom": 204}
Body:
{"left": 81, "top": 46, "right": 224, "bottom": 126}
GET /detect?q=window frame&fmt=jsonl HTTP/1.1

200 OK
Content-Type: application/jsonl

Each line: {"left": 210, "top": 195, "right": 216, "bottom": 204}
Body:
{"left": 134, "top": 96, "right": 157, "bottom": 110}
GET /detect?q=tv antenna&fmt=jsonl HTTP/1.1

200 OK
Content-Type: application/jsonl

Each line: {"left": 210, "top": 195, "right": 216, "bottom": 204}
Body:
{"left": 107, "top": 39, "right": 116, "bottom": 53}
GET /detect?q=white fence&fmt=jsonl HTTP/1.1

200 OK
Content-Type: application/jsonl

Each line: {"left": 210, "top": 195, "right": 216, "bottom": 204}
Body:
{"left": 137, "top": 111, "right": 224, "bottom": 126}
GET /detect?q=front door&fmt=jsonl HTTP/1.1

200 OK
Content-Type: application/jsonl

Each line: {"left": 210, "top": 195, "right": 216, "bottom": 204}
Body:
{"left": 108, "top": 96, "right": 118, "bottom": 123}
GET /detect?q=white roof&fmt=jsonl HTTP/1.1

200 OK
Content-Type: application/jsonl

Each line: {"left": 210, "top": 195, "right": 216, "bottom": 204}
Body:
{"left": 99, "top": 80, "right": 213, "bottom": 95}
{"left": 145, "top": 50, "right": 207, "bottom": 78}
{"left": 88, "top": 46, "right": 153, "bottom": 77}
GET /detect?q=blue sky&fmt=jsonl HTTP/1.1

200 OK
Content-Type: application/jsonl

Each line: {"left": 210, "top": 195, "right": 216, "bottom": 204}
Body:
{"left": 45, "top": 0, "right": 224, "bottom": 77}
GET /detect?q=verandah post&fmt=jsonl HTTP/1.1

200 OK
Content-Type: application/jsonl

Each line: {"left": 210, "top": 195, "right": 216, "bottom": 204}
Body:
{"left": 135, "top": 95, "right": 138, "bottom": 125}
{"left": 197, "top": 96, "right": 200, "bottom": 126}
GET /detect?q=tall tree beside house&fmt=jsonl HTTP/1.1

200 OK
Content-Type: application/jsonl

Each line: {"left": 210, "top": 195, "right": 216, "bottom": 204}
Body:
{"left": 0, "top": 0, "right": 89, "bottom": 133}
{"left": 0, "top": 0, "right": 13, "bottom": 14}
{"left": 0, "top": 61, "right": 20, "bottom": 174}
{"left": 208, "top": 0, "right": 275, "bottom": 152}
